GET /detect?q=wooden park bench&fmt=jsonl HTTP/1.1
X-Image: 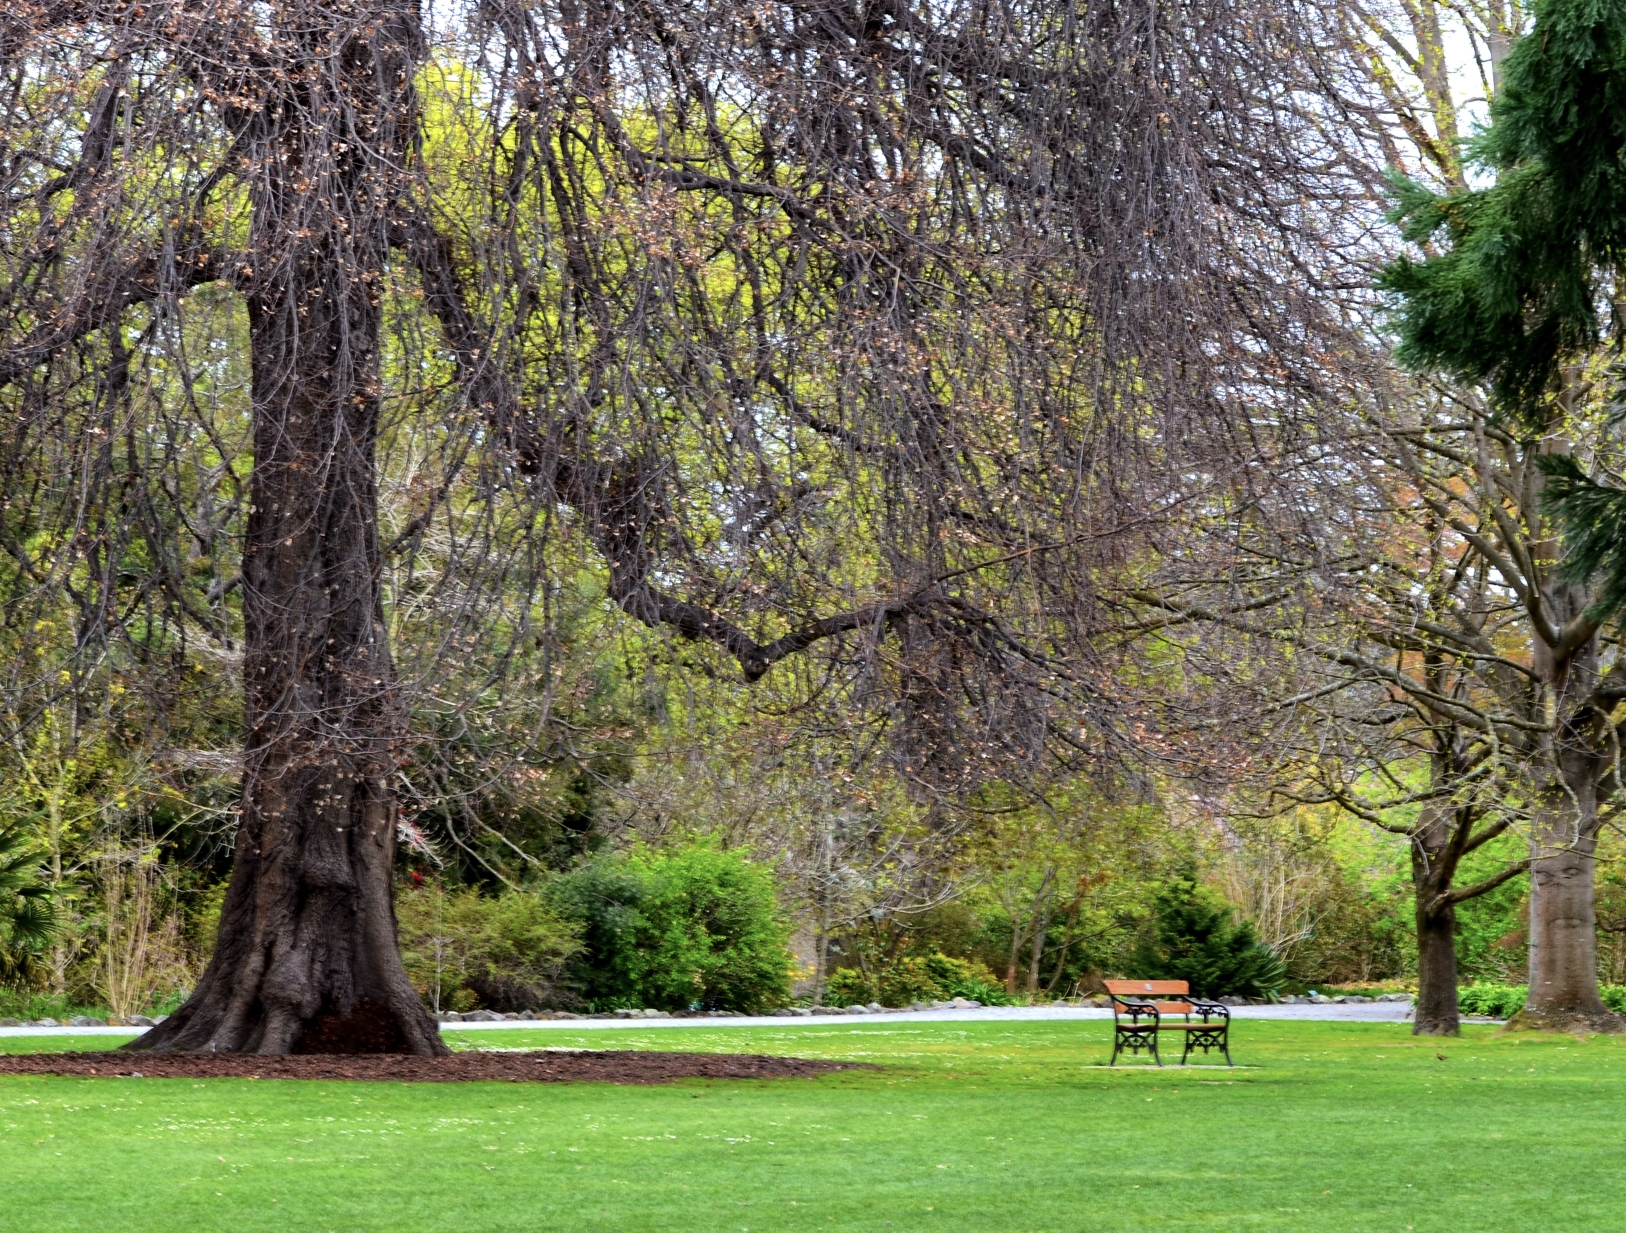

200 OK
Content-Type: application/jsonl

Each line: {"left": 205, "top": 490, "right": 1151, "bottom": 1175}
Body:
{"left": 1104, "top": 979, "right": 1232, "bottom": 1067}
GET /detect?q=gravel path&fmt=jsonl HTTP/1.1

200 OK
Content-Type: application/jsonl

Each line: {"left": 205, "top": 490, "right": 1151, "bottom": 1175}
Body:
{"left": 0, "top": 1001, "right": 1424, "bottom": 1039}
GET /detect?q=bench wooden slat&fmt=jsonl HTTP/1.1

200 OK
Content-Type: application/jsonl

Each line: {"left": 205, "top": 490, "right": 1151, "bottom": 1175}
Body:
{"left": 1103, "top": 979, "right": 1190, "bottom": 996}
{"left": 1126, "top": 1002, "right": 1194, "bottom": 1014}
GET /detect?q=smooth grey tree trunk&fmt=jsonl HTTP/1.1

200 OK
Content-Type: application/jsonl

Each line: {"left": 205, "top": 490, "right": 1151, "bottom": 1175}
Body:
{"left": 1517, "top": 778, "right": 1620, "bottom": 1031}
{"left": 1513, "top": 507, "right": 1624, "bottom": 1034}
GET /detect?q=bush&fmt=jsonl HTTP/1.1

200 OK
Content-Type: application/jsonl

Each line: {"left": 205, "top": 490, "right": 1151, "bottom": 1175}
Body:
{"left": 1457, "top": 983, "right": 1525, "bottom": 1018}
{"left": 397, "top": 884, "right": 580, "bottom": 1012}
{"left": 542, "top": 855, "right": 650, "bottom": 1009}
{"left": 919, "top": 954, "right": 1015, "bottom": 1005}
{"left": 548, "top": 840, "right": 793, "bottom": 1013}
{"left": 825, "top": 953, "right": 1016, "bottom": 1007}
{"left": 824, "top": 967, "right": 873, "bottom": 1005}
{"left": 1454, "top": 983, "right": 1626, "bottom": 1018}
{"left": 950, "top": 975, "right": 1016, "bottom": 1006}
{"left": 875, "top": 957, "right": 940, "bottom": 1006}
{"left": 0, "top": 821, "right": 55, "bottom": 984}
{"left": 1128, "top": 873, "right": 1285, "bottom": 999}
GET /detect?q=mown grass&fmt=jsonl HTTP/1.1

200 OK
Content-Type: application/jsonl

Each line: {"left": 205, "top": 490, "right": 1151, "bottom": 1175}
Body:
{"left": 1, "top": 1019, "right": 1623, "bottom": 1231}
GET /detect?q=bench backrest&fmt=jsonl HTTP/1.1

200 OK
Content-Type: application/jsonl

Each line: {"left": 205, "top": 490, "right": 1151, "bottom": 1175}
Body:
{"left": 1104, "top": 979, "right": 1191, "bottom": 1014}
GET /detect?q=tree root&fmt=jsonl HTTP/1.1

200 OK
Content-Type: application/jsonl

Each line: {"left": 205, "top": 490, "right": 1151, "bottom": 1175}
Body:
{"left": 1411, "top": 1017, "right": 1461, "bottom": 1037}
{"left": 1504, "top": 1005, "right": 1626, "bottom": 1036}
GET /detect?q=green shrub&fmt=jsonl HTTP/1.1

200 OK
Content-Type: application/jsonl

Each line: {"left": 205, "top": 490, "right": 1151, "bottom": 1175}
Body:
{"left": 548, "top": 840, "right": 793, "bottom": 1013}
{"left": 0, "top": 821, "right": 55, "bottom": 984}
{"left": 626, "top": 843, "right": 793, "bottom": 1012}
{"left": 920, "top": 954, "right": 1015, "bottom": 1005}
{"left": 544, "top": 854, "right": 656, "bottom": 1010}
{"left": 1453, "top": 983, "right": 1626, "bottom": 1018}
{"left": 825, "top": 967, "right": 873, "bottom": 1005}
{"left": 825, "top": 953, "right": 1017, "bottom": 1008}
{"left": 397, "top": 884, "right": 580, "bottom": 1012}
{"left": 1457, "top": 983, "right": 1526, "bottom": 1018}
{"left": 874, "top": 957, "right": 937, "bottom": 1006}
{"left": 921, "top": 954, "right": 974, "bottom": 992}
{"left": 950, "top": 975, "right": 1016, "bottom": 1006}
{"left": 1128, "top": 872, "right": 1285, "bottom": 999}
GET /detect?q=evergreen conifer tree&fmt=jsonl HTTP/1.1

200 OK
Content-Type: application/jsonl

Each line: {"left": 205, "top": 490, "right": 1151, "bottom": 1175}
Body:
{"left": 1382, "top": 0, "right": 1626, "bottom": 407}
{"left": 1129, "top": 872, "right": 1284, "bottom": 999}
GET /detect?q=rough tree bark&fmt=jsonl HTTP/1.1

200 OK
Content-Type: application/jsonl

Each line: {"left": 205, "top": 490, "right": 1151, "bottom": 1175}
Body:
{"left": 1413, "top": 902, "right": 1459, "bottom": 1035}
{"left": 131, "top": 0, "right": 444, "bottom": 1055}
{"left": 1405, "top": 787, "right": 1533, "bottom": 1035}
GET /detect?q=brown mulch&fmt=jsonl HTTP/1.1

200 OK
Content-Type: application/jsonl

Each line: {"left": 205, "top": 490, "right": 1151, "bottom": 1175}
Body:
{"left": 0, "top": 1048, "right": 865, "bottom": 1085}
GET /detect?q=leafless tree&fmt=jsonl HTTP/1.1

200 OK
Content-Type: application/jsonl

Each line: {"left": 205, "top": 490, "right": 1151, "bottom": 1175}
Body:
{"left": 1, "top": 0, "right": 1368, "bottom": 1052}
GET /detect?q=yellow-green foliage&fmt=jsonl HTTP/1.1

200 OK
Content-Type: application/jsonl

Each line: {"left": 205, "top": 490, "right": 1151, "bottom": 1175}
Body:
{"left": 826, "top": 953, "right": 1010, "bottom": 1008}
{"left": 396, "top": 884, "right": 580, "bottom": 1013}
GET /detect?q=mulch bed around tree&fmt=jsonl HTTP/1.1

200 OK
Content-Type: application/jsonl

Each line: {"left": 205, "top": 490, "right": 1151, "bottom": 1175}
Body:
{"left": 0, "top": 1049, "right": 868, "bottom": 1084}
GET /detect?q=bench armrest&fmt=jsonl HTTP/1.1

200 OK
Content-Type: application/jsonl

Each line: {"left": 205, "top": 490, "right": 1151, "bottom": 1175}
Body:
{"left": 1183, "top": 997, "right": 1231, "bottom": 1022}
{"left": 1110, "top": 995, "right": 1161, "bottom": 1023}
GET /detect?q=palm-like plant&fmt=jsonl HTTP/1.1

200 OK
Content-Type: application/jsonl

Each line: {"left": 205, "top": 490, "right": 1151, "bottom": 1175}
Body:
{"left": 0, "top": 821, "right": 56, "bottom": 983}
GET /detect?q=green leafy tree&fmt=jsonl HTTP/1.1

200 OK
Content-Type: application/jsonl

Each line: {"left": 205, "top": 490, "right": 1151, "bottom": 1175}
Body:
{"left": 1129, "top": 873, "right": 1285, "bottom": 999}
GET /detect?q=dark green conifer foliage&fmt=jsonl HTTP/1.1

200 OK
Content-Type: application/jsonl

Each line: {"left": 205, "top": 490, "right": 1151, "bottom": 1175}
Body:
{"left": 1381, "top": 0, "right": 1626, "bottom": 612}
{"left": 1129, "top": 874, "right": 1285, "bottom": 999}
{"left": 1535, "top": 454, "right": 1626, "bottom": 616}
{"left": 1380, "top": 0, "right": 1626, "bottom": 411}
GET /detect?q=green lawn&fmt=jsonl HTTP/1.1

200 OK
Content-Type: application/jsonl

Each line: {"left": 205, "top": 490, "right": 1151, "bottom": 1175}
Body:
{"left": 1, "top": 1019, "right": 1622, "bottom": 1231}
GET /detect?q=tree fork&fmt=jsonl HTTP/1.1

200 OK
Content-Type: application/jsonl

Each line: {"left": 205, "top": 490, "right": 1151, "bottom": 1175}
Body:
{"left": 130, "top": 0, "right": 442, "bottom": 1056}
{"left": 1512, "top": 575, "right": 1625, "bottom": 1035}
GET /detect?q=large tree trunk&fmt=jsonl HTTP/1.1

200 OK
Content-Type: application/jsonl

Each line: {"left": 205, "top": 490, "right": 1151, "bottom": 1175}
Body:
{"left": 1512, "top": 542, "right": 1623, "bottom": 1033}
{"left": 1514, "top": 781, "right": 1622, "bottom": 1032}
{"left": 1413, "top": 900, "right": 1459, "bottom": 1036}
{"left": 131, "top": 1, "right": 442, "bottom": 1056}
